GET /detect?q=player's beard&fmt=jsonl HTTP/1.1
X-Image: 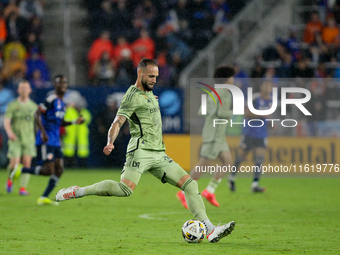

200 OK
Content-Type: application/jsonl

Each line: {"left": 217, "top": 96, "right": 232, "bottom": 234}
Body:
{"left": 141, "top": 77, "right": 154, "bottom": 91}
{"left": 56, "top": 89, "right": 67, "bottom": 98}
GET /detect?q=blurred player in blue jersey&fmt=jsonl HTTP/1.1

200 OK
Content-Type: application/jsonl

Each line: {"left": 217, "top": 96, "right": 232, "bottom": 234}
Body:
{"left": 228, "top": 80, "right": 274, "bottom": 192}
{"left": 10, "top": 75, "right": 84, "bottom": 205}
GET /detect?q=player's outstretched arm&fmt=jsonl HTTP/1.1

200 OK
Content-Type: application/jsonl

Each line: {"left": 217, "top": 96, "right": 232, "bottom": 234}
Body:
{"left": 35, "top": 107, "right": 48, "bottom": 143}
{"left": 103, "top": 115, "right": 126, "bottom": 155}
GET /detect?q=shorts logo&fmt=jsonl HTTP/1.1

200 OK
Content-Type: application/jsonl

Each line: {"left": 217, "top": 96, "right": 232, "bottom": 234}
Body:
{"left": 132, "top": 161, "right": 140, "bottom": 168}
{"left": 163, "top": 156, "right": 173, "bottom": 163}
{"left": 47, "top": 153, "right": 54, "bottom": 160}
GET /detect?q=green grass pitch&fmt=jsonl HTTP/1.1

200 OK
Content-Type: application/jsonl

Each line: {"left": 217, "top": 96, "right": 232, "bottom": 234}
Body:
{"left": 0, "top": 169, "right": 339, "bottom": 255}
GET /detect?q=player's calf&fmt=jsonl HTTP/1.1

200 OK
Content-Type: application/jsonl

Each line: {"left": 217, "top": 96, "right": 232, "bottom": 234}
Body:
{"left": 88, "top": 180, "right": 133, "bottom": 197}
{"left": 10, "top": 163, "right": 23, "bottom": 182}
{"left": 56, "top": 180, "right": 133, "bottom": 201}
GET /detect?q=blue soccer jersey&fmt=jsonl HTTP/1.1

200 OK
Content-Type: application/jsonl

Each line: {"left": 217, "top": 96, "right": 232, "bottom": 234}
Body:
{"left": 36, "top": 93, "right": 65, "bottom": 147}
{"left": 243, "top": 93, "right": 272, "bottom": 139}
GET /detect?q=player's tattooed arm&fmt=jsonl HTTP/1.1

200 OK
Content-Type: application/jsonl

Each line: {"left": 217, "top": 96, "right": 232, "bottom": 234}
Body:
{"left": 103, "top": 115, "right": 126, "bottom": 155}
{"left": 108, "top": 115, "right": 126, "bottom": 143}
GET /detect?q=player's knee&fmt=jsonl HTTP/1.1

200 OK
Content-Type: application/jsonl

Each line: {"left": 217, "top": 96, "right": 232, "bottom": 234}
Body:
{"left": 118, "top": 181, "right": 133, "bottom": 197}
{"left": 43, "top": 167, "right": 53, "bottom": 175}
{"left": 95, "top": 180, "right": 133, "bottom": 197}
{"left": 255, "top": 155, "right": 264, "bottom": 165}
{"left": 56, "top": 167, "right": 64, "bottom": 177}
{"left": 181, "top": 177, "right": 198, "bottom": 194}
{"left": 44, "top": 164, "right": 54, "bottom": 175}
{"left": 104, "top": 180, "right": 132, "bottom": 197}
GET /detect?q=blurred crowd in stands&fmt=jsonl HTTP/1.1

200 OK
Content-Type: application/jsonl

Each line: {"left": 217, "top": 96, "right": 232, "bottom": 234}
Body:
{"left": 84, "top": 0, "right": 248, "bottom": 86}
{"left": 254, "top": 2, "right": 340, "bottom": 80}
{"left": 0, "top": 0, "right": 51, "bottom": 88}
{"left": 2, "top": 0, "right": 340, "bottom": 92}
{"left": 0, "top": 0, "right": 250, "bottom": 88}
{"left": 234, "top": 0, "right": 340, "bottom": 136}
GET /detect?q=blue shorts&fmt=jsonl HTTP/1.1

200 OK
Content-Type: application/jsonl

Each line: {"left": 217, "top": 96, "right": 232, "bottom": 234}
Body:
{"left": 36, "top": 144, "right": 63, "bottom": 165}
{"left": 239, "top": 135, "right": 268, "bottom": 152}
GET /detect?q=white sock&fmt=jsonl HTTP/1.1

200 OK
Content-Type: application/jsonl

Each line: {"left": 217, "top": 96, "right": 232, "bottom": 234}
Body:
{"left": 202, "top": 219, "right": 215, "bottom": 235}
{"left": 76, "top": 187, "right": 85, "bottom": 197}
{"left": 34, "top": 166, "right": 42, "bottom": 175}
{"left": 206, "top": 178, "right": 221, "bottom": 194}
{"left": 251, "top": 181, "right": 259, "bottom": 188}
{"left": 206, "top": 186, "right": 215, "bottom": 193}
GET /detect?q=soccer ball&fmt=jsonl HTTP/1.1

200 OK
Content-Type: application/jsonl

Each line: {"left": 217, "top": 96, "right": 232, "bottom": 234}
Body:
{"left": 181, "top": 220, "right": 206, "bottom": 243}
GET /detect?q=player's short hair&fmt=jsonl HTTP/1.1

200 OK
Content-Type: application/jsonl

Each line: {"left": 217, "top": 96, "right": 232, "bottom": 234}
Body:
{"left": 261, "top": 79, "right": 273, "bottom": 87}
{"left": 17, "top": 80, "right": 31, "bottom": 89}
{"left": 19, "top": 79, "right": 30, "bottom": 84}
{"left": 137, "top": 59, "right": 158, "bottom": 71}
{"left": 213, "top": 65, "right": 235, "bottom": 79}
{"left": 54, "top": 74, "right": 66, "bottom": 82}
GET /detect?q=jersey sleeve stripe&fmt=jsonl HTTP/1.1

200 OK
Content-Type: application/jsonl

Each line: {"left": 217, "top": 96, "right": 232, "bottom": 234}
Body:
{"left": 46, "top": 94, "right": 58, "bottom": 103}
{"left": 39, "top": 104, "right": 47, "bottom": 113}
{"left": 125, "top": 91, "right": 136, "bottom": 102}
{"left": 117, "top": 112, "right": 130, "bottom": 119}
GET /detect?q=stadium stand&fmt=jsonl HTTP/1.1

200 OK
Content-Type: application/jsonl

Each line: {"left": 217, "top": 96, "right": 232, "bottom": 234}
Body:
{"left": 242, "top": 0, "right": 340, "bottom": 136}
{"left": 251, "top": 1, "right": 340, "bottom": 78}
{"left": 83, "top": 0, "right": 249, "bottom": 86}
{"left": 0, "top": 0, "right": 50, "bottom": 88}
